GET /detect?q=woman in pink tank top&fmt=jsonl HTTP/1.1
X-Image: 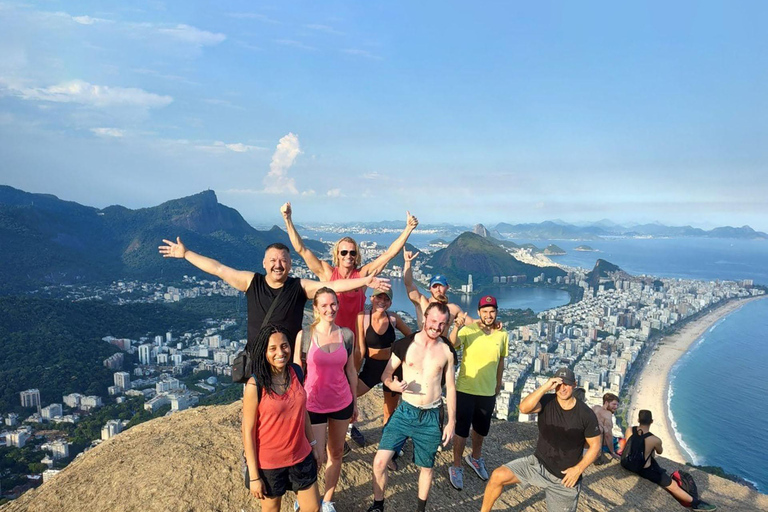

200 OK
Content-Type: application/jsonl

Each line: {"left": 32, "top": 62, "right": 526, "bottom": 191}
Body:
{"left": 242, "top": 325, "right": 321, "bottom": 511}
{"left": 294, "top": 288, "right": 358, "bottom": 512}
{"left": 281, "top": 201, "right": 419, "bottom": 335}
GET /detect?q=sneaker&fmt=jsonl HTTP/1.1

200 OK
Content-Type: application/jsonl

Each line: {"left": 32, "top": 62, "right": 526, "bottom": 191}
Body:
{"left": 293, "top": 500, "right": 299, "bottom": 512}
{"left": 321, "top": 501, "right": 337, "bottom": 512}
{"left": 342, "top": 441, "right": 351, "bottom": 458}
{"left": 366, "top": 502, "right": 384, "bottom": 512}
{"left": 449, "top": 466, "right": 464, "bottom": 490}
{"left": 692, "top": 500, "right": 717, "bottom": 511}
{"left": 464, "top": 454, "right": 489, "bottom": 480}
{"left": 348, "top": 424, "right": 366, "bottom": 447}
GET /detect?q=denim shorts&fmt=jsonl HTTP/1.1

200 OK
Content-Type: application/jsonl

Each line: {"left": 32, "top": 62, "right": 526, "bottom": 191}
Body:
{"left": 378, "top": 400, "right": 441, "bottom": 468}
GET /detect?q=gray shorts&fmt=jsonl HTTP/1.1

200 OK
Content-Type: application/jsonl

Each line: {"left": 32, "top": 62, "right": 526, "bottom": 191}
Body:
{"left": 504, "top": 455, "right": 580, "bottom": 512}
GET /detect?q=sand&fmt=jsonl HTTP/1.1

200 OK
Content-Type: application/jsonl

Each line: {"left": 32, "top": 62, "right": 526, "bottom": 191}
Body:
{"left": 627, "top": 295, "right": 765, "bottom": 463}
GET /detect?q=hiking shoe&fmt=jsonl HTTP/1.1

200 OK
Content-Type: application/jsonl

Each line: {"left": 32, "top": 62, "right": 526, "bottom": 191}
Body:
{"left": 692, "top": 500, "right": 717, "bottom": 511}
{"left": 342, "top": 441, "right": 351, "bottom": 458}
{"left": 449, "top": 466, "right": 464, "bottom": 490}
{"left": 321, "top": 501, "right": 337, "bottom": 512}
{"left": 366, "top": 502, "right": 384, "bottom": 512}
{"left": 348, "top": 424, "right": 366, "bottom": 447}
{"left": 464, "top": 454, "right": 489, "bottom": 480}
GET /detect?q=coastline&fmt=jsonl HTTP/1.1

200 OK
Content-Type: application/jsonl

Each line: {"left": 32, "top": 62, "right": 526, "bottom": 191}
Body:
{"left": 627, "top": 295, "right": 765, "bottom": 464}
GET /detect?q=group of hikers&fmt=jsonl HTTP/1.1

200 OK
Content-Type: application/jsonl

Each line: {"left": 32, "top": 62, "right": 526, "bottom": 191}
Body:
{"left": 158, "top": 203, "right": 717, "bottom": 512}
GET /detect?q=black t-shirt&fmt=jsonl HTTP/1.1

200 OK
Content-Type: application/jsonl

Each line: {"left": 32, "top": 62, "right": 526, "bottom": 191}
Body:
{"left": 534, "top": 393, "right": 600, "bottom": 479}
{"left": 246, "top": 273, "right": 307, "bottom": 344}
{"left": 392, "top": 333, "right": 457, "bottom": 387}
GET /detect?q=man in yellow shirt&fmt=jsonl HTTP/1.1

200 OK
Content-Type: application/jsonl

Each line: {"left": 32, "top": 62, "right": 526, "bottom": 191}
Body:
{"left": 447, "top": 295, "right": 508, "bottom": 490}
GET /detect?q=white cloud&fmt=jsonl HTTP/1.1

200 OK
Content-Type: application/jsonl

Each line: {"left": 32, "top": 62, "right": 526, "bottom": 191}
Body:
{"left": 5, "top": 79, "right": 173, "bottom": 108}
{"left": 341, "top": 49, "right": 382, "bottom": 60}
{"left": 215, "top": 141, "right": 265, "bottom": 152}
{"left": 71, "top": 15, "right": 110, "bottom": 25}
{"left": 274, "top": 39, "right": 317, "bottom": 51}
{"left": 301, "top": 190, "right": 316, "bottom": 196}
{"left": 91, "top": 127, "right": 125, "bottom": 137}
{"left": 262, "top": 132, "right": 301, "bottom": 194}
{"left": 326, "top": 188, "right": 343, "bottom": 197}
{"left": 157, "top": 24, "right": 226, "bottom": 46}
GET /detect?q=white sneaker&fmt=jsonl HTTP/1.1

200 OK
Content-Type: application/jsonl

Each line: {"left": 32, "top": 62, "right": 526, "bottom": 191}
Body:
{"left": 321, "top": 501, "right": 337, "bottom": 512}
{"left": 293, "top": 500, "right": 299, "bottom": 511}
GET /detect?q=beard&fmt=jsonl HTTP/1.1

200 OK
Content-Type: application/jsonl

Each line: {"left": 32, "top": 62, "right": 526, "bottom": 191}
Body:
{"left": 432, "top": 294, "right": 448, "bottom": 304}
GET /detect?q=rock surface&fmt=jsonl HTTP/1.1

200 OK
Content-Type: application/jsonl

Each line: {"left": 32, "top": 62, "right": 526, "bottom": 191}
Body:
{"left": 3, "top": 393, "right": 766, "bottom": 512}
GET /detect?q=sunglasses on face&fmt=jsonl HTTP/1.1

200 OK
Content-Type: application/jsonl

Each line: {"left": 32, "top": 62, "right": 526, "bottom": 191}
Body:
{"left": 339, "top": 250, "right": 357, "bottom": 257}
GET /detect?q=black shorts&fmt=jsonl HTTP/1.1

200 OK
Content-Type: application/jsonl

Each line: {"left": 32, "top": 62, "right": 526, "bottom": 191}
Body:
{"left": 308, "top": 400, "right": 354, "bottom": 425}
{"left": 637, "top": 458, "right": 673, "bottom": 487}
{"left": 455, "top": 391, "right": 496, "bottom": 438}
{"left": 358, "top": 357, "right": 398, "bottom": 394}
{"left": 245, "top": 452, "right": 317, "bottom": 498}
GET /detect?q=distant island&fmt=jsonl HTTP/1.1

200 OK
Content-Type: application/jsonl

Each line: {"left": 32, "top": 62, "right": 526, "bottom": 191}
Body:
{"left": 574, "top": 245, "right": 597, "bottom": 252}
{"left": 543, "top": 244, "right": 566, "bottom": 255}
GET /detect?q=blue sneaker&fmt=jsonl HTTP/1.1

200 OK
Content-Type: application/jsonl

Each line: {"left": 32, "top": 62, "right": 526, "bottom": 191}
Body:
{"left": 464, "top": 454, "right": 489, "bottom": 480}
{"left": 449, "top": 466, "right": 464, "bottom": 490}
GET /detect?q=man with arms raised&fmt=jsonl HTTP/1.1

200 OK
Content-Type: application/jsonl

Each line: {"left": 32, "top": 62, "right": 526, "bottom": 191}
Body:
{"left": 592, "top": 393, "right": 621, "bottom": 460}
{"left": 481, "top": 368, "right": 601, "bottom": 512}
{"left": 402, "top": 250, "right": 465, "bottom": 332}
{"left": 447, "top": 295, "right": 508, "bottom": 490}
{"left": 159, "top": 239, "right": 389, "bottom": 344}
{"left": 366, "top": 303, "right": 456, "bottom": 512}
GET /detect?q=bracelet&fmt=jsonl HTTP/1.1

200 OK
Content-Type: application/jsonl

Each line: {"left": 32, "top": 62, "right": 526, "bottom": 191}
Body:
{"left": 250, "top": 477, "right": 261, "bottom": 481}
{"left": 310, "top": 439, "right": 317, "bottom": 446}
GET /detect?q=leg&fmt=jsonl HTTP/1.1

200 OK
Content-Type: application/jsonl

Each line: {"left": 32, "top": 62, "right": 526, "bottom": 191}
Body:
{"left": 357, "top": 380, "right": 372, "bottom": 397}
{"left": 324, "top": 417, "right": 350, "bottom": 502}
{"left": 382, "top": 391, "right": 400, "bottom": 424}
{"left": 470, "top": 430, "right": 485, "bottom": 459}
{"left": 481, "top": 465, "right": 520, "bottom": 512}
{"left": 417, "top": 466, "right": 434, "bottom": 500}
{"left": 453, "top": 434, "right": 468, "bottom": 466}
{"left": 372, "top": 449, "right": 395, "bottom": 500}
{"left": 260, "top": 497, "right": 282, "bottom": 512}
{"left": 665, "top": 480, "right": 694, "bottom": 505}
{"left": 296, "top": 483, "right": 321, "bottom": 512}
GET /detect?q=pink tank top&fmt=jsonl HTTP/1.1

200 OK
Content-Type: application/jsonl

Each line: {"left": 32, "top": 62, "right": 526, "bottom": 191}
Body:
{"left": 255, "top": 366, "right": 312, "bottom": 469}
{"left": 305, "top": 329, "right": 353, "bottom": 413}
{"left": 331, "top": 267, "right": 365, "bottom": 335}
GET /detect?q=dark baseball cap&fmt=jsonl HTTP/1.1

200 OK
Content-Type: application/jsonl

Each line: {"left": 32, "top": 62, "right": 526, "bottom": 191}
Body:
{"left": 478, "top": 295, "right": 498, "bottom": 310}
{"left": 554, "top": 367, "right": 577, "bottom": 386}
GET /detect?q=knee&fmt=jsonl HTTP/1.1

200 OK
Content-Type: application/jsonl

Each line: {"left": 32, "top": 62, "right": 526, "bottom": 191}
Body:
{"left": 327, "top": 445, "right": 344, "bottom": 461}
{"left": 373, "top": 454, "right": 390, "bottom": 473}
{"left": 420, "top": 467, "right": 434, "bottom": 478}
{"left": 490, "top": 467, "right": 513, "bottom": 485}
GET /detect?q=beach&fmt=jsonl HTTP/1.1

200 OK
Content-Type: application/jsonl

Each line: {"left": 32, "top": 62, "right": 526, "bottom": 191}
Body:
{"left": 627, "top": 296, "right": 764, "bottom": 464}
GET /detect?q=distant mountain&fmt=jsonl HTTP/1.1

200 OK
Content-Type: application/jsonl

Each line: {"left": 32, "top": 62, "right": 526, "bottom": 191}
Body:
{"left": 543, "top": 244, "right": 566, "bottom": 255}
{"left": 493, "top": 219, "right": 767, "bottom": 240}
{"left": 0, "top": 186, "right": 325, "bottom": 293}
{"left": 473, "top": 223, "right": 491, "bottom": 237}
{"left": 585, "top": 259, "right": 629, "bottom": 290}
{"left": 424, "top": 232, "right": 565, "bottom": 287}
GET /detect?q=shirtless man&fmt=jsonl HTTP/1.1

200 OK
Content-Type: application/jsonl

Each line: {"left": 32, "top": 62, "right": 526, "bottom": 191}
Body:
{"left": 402, "top": 250, "right": 465, "bottom": 333}
{"left": 592, "top": 393, "right": 621, "bottom": 460}
{"left": 366, "top": 302, "right": 457, "bottom": 512}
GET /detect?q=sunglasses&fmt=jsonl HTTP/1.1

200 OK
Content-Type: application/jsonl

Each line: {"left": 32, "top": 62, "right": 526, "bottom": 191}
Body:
{"left": 339, "top": 250, "right": 357, "bottom": 257}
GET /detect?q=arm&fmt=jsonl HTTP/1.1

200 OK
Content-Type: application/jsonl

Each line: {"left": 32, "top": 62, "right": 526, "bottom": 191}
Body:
{"left": 561, "top": 435, "right": 601, "bottom": 488}
{"left": 393, "top": 313, "right": 412, "bottom": 337}
{"left": 442, "top": 348, "right": 457, "bottom": 447}
{"left": 294, "top": 331, "right": 304, "bottom": 370}
{"left": 654, "top": 436, "right": 664, "bottom": 455}
{"left": 495, "top": 356, "right": 506, "bottom": 396}
{"left": 360, "top": 211, "right": 419, "bottom": 276}
{"left": 449, "top": 313, "right": 467, "bottom": 348}
{"left": 304, "top": 410, "right": 324, "bottom": 465}
{"left": 159, "top": 237, "right": 254, "bottom": 292}
{"left": 402, "top": 250, "right": 426, "bottom": 306}
{"left": 624, "top": 426, "right": 633, "bottom": 441}
{"left": 345, "top": 344, "right": 359, "bottom": 422}
{"left": 381, "top": 354, "right": 408, "bottom": 393}
{"left": 519, "top": 377, "right": 561, "bottom": 415}
{"left": 355, "top": 312, "right": 366, "bottom": 371}
{"left": 600, "top": 413, "right": 618, "bottom": 458}
{"left": 301, "top": 274, "right": 390, "bottom": 300}
{"left": 242, "top": 378, "right": 264, "bottom": 499}
{"left": 280, "top": 202, "right": 332, "bottom": 280}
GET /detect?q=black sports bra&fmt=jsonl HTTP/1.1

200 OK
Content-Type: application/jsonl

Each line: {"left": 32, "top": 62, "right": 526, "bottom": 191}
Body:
{"left": 365, "top": 311, "right": 396, "bottom": 351}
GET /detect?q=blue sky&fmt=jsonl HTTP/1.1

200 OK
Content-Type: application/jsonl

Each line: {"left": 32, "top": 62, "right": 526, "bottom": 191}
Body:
{"left": 1, "top": 1, "right": 766, "bottom": 230}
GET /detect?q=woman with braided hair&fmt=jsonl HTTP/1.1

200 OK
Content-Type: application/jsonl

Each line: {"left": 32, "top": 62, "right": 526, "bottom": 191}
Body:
{"left": 242, "top": 324, "right": 322, "bottom": 512}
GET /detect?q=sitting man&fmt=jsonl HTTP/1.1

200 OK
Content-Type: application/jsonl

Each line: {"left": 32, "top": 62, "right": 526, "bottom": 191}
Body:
{"left": 623, "top": 410, "right": 716, "bottom": 511}
{"left": 592, "top": 393, "right": 622, "bottom": 460}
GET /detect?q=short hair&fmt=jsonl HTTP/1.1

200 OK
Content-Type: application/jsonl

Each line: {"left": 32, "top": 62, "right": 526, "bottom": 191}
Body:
{"left": 265, "top": 242, "right": 290, "bottom": 254}
{"left": 332, "top": 237, "right": 362, "bottom": 268}
{"left": 638, "top": 410, "right": 653, "bottom": 425}
{"left": 603, "top": 393, "right": 619, "bottom": 404}
{"left": 424, "top": 301, "right": 450, "bottom": 319}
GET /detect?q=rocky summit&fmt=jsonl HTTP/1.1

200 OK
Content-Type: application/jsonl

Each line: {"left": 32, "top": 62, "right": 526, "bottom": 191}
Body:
{"left": 4, "top": 393, "right": 766, "bottom": 512}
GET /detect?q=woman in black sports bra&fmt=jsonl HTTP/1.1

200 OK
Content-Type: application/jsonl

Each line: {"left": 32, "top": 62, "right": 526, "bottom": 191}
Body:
{"left": 355, "top": 289, "right": 412, "bottom": 422}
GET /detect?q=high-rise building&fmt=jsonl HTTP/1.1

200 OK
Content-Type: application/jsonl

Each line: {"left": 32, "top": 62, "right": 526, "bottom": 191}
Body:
{"left": 104, "top": 352, "right": 124, "bottom": 370}
{"left": 138, "top": 344, "right": 153, "bottom": 365}
{"left": 101, "top": 419, "right": 123, "bottom": 440}
{"left": 114, "top": 371, "right": 131, "bottom": 390}
{"left": 41, "top": 403, "right": 63, "bottom": 420}
{"left": 20, "top": 389, "right": 41, "bottom": 410}
{"left": 63, "top": 393, "right": 83, "bottom": 408}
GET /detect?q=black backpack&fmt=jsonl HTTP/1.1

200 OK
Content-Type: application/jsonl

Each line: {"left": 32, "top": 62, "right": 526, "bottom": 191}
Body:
{"left": 621, "top": 426, "right": 653, "bottom": 472}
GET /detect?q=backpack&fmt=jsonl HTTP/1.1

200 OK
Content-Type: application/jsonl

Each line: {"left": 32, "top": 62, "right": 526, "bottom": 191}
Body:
{"left": 672, "top": 470, "right": 699, "bottom": 501}
{"left": 621, "top": 426, "right": 653, "bottom": 472}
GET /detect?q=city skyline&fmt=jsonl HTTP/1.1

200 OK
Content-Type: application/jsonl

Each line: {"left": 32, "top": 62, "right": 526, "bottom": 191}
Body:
{"left": 1, "top": 1, "right": 767, "bottom": 230}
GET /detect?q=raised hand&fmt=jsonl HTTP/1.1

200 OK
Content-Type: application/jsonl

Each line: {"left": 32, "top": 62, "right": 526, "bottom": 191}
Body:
{"left": 546, "top": 377, "right": 563, "bottom": 392}
{"left": 366, "top": 276, "right": 391, "bottom": 292}
{"left": 406, "top": 211, "right": 419, "bottom": 229}
{"left": 403, "top": 250, "right": 420, "bottom": 263}
{"left": 159, "top": 237, "right": 187, "bottom": 259}
{"left": 280, "top": 202, "right": 292, "bottom": 219}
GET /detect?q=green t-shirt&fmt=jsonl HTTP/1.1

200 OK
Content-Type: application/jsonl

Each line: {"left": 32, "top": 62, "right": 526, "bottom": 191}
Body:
{"left": 456, "top": 323, "right": 509, "bottom": 396}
